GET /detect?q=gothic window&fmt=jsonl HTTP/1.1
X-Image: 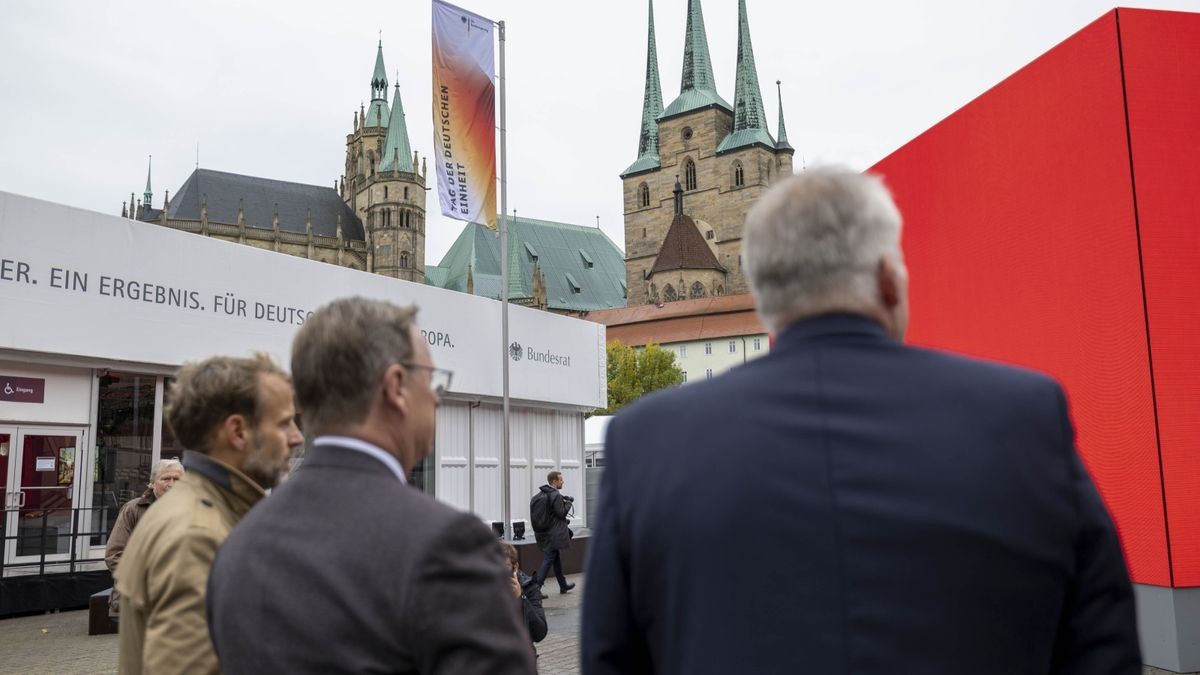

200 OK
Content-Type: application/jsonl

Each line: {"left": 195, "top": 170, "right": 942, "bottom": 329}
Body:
{"left": 649, "top": 282, "right": 657, "bottom": 300}
{"left": 690, "top": 281, "right": 705, "bottom": 299}
{"left": 684, "top": 158, "right": 697, "bottom": 191}
{"left": 400, "top": 252, "right": 410, "bottom": 268}
{"left": 638, "top": 183, "right": 650, "bottom": 208}
{"left": 733, "top": 161, "right": 744, "bottom": 187}
{"left": 663, "top": 284, "right": 677, "bottom": 302}
{"left": 384, "top": 186, "right": 389, "bottom": 199}
{"left": 383, "top": 210, "right": 391, "bottom": 227}
{"left": 404, "top": 187, "right": 409, "bottom": 200}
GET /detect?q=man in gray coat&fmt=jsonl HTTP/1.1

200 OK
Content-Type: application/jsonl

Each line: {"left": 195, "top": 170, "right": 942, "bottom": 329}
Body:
{"left": 532, "top": 471, "right": 575, "bottom": 593}
{"left": 206, "top": 297, "right": 536, "bottom": 674}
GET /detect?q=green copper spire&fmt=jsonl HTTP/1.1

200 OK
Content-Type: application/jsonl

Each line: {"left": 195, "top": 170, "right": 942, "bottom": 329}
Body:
{"left": 622, "top": 0, "right": 664, "bottom": 177}
{"left": 143, "top": 155, "right": 153, "bottom": 208}
{"left": 379, "top": 82, "right": 414, "bottom": 173}
{"left": 662, "top": 0, "right": 730, "bottom": 118}
{"left": 775, "top": 79, "right": 794, "bottom": 152}
{"left": 717, "top": 0, "right": 775, "bottom": 153}
{"left": 364, "top": 40, "right": 391, "bottom": 127}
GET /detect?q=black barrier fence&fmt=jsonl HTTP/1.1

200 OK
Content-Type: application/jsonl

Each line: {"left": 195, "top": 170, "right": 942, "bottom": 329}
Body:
{"left": 1, "top": 505, "right": 111, "bottom": 578}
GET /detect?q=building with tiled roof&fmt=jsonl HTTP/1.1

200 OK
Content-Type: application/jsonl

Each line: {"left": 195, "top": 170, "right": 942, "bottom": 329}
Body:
{"left": 584, "top": 293, "right": 769, "bottom": 382}
{"left": 622, "top": 0, "right": 795, "bottom": 307}
{"left": 426, "top": 215, "right": 627, "bottom": 314}
{"left": 124, "top": 40, "right": 427, "bottom": 282}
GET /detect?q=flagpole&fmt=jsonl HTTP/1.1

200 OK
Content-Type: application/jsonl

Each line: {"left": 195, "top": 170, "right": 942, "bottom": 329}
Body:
{"left": 497, "top": 18, "right": 511, "bottom": 541}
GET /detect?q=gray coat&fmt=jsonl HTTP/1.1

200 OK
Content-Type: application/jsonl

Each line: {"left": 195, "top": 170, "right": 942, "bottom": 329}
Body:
{"left": 206, "top": 444, "right": 536, "bottom": 675}
{"left": 533, "top": 484, "right": 572, "bottom": 553}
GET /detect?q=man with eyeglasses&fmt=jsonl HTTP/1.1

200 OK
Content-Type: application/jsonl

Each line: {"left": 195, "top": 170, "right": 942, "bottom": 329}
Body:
{"left": 206, "top": 297, "right": 536, "bottom": 674}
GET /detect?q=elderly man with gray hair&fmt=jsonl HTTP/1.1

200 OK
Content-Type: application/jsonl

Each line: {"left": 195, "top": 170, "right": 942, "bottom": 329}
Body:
{"left": 104, "top": 458, "right": 184, "bottom": 616}
{"left": 207, "top": 297, "right": 537, "bottom": 674}
{"left": 583, "top": 168, "right": 1140, "bottom": 674}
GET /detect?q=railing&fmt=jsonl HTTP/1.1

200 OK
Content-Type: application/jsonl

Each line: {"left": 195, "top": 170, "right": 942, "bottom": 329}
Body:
{"left": 1, "top": 505, "right": 111, "bottom": 578}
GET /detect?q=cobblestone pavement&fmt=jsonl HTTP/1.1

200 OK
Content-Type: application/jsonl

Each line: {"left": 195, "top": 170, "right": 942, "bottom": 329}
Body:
{"left": 0, "top": 574, "right": 583, "bottom": 675}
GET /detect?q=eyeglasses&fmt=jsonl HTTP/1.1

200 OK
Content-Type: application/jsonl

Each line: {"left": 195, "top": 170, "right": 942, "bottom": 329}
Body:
{"left": 399, "top": 363, "right": 453, "bottom": 396}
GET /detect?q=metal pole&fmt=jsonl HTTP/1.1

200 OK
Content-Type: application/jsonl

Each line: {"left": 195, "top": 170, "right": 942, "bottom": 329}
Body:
{"left": 498, "top": 19, "right": 511, "bottom": 541}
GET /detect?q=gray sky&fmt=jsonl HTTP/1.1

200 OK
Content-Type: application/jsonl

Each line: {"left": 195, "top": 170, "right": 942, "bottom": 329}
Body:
{"left": 1, "top": 0, "right": 1196, "bottom": 264}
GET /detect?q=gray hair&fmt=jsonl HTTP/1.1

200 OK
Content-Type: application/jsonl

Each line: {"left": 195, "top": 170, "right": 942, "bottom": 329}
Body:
{"left": 743, "top": 167, "right": 903, "bottom": 333}
{"left": 148, "top": 458, "right": 184, "bottom": 486}
{"left": 291, "top": 297, "right": 418, "bottom": 435}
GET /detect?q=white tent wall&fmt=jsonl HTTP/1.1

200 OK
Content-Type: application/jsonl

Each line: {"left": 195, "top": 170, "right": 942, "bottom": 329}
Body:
{"left": 435, "top": 400, "right": 587, "bottom": 531}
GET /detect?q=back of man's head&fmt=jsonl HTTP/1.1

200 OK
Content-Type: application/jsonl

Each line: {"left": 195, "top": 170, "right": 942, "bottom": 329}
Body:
{"left": 291, "top": 297, "right": 418, "bottom": 436}
{"left": 743, "top": 167, "right": 904, "bottom": 334}
{"left": 166, "top": 353, "right": 286, "bottom": 455}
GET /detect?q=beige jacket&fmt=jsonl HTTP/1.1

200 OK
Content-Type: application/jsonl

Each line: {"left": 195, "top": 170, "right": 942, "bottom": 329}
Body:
{"left": 115, "top": 452, "right": 265, "bottom": 674}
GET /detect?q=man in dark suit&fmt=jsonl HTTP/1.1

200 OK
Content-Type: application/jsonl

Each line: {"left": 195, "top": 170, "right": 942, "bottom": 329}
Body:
{"left": 207, "top": 297, "right": 536, "bottom": 674}
{"left": 582, "top": 168, "right": 1141, "bottom": 674}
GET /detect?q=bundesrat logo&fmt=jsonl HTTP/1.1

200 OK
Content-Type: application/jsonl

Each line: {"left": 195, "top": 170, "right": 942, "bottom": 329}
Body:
{"left": 509, "top": 342, "right": 523, "bottom": 361}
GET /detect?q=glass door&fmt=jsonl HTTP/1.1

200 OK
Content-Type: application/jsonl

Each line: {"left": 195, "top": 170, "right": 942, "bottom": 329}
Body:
{"left": 5, "top": 427, "right": 85, "bottom": 567}
{"left": 1, "top": 427, "right": 14, "bottom": 566}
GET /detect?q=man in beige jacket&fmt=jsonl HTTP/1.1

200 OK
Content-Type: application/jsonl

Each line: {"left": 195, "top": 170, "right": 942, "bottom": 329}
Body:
{"left": 115, "top": 353, "right": 302, "bottom": 674}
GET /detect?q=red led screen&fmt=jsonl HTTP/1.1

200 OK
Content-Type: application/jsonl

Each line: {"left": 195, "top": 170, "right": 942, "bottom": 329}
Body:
{"left": 870, "top": 11, "right": 1172, "bottom": 585}
{"left": 1120, "top": 8, "right": 1200, "bottom": 587}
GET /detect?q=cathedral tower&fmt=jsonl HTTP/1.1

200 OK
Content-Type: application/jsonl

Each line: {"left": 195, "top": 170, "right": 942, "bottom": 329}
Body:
{"left": 621, "top": 0, "right": 794, "bottom": 306}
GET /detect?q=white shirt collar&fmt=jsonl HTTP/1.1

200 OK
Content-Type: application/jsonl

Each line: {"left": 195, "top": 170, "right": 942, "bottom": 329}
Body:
{"left": 313, "top": 435, "right": 407, "bottom": 483}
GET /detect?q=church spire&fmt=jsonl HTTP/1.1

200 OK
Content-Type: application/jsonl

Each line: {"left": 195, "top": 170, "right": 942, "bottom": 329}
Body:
{"left": 143, "top": 155, "right": 153, "bottom": 208}
{"left": 716, "top": 0, "right": 775, "bottom": 153}
{"left": 662, "top": 0, "right": 730, "bottom": 118}
{"left": 775, "top": 79, "right": 794, "bottom": 152}
{"left": 364, "top": 40, "right": 391, "bottom": 127}
{"left": 622, "top": 0, "right": 664, "bottom": 177}
{"left": 379, "top": 81, "right": 414, "bottom": 173}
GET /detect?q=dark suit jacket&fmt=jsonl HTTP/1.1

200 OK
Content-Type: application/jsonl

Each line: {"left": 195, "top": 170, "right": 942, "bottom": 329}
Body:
{"left": 207, "top": 443, "right": 536, "bottom": 674}
{"left": 582, "top": 313, "right": 1140, "bottom": 675}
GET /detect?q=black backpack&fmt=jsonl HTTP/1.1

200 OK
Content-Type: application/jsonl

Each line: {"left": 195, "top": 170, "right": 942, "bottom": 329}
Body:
{"left": 530, "top": 491, "right": 552, "bottom": 533}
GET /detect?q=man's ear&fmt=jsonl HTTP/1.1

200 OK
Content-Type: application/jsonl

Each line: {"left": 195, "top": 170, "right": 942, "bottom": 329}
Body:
{"left": 382, "top": 363, "right": 409, "bottom": 417}
{"left": 219, "top": 414, "right": 250, "bottom": 453}
{"left": 878, "top": 256, "right": 902, "bottom": 310}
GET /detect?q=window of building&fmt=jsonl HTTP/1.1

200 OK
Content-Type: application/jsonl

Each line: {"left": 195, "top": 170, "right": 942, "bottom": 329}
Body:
{"left": 753, "top": 337, "right": 762, "bottom": 351}
{"left": 403, "top": 186, "right": 409, "bottom": 200}
{"left": 733, "top": 161, "right": 744, "bottom": 187}
{"left": 729, "top": 340, "right": 737, "bottom": 353}
{"left": 706, "top": 368, "right": 713, "bottom": 379}
{"left": 400, "top": 252, "right": 410, "bottom": 268}
{"left": 384, "top": 186, "right": 389, "bottom": 199}
{"left": 684, "top": 158, "right": 697, "bottom": 191}
{"left": 690, "top": 281, "right": 705, "bottom": 298}
{"left": 705, "top": 342, "right": 712, "bottom": 355}
{"left": 679, "top": 344, "right": 687, "bottom": 358}
{"left": 92, "top": 371, "right": 158, "bottom": 545}
{"left": 642, "top": 228, "right": 647, "bottom": 238}
{"left": 639, "top": 183, "right": 650, "bottom": 208}
{"left": 706, "top": 230, "right": 714, "bottom": 240}
{"left": 683, "top": 372, "right": 688, "bottom": 382}
{"left": 663, "top": 284, "right": 677, "bottom": 302}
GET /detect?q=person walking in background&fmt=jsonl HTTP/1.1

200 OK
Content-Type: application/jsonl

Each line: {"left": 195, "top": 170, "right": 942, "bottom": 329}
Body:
{"left": 582, "top": 168, "right": 1141, "bottom": 674}
{"left": 531, "top": 470, "right": 575, "bottom": 594}
{"left": 206, "top": 297, "right": 536, "bottom": 674}
{"left": 116, "top": 354, "right": 303, "bottom": 674}
{"left": 103, "top": 458, "right": 184, "bottom": 617}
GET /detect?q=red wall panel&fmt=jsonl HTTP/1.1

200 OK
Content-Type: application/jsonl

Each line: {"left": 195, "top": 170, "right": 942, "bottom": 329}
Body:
{"left": 870, "top": 12, "right": 1171, "bottom": 584}
{"left": 1120, "top": 8, "right": 1200, "bottom": 587}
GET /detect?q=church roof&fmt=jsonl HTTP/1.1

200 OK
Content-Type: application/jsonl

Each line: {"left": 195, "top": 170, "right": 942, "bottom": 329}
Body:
{"left": 167, "top": 169, "right": 364, "bottom": 241}
{"left": 429, "top": 216, "right": 627, "bottom": 311}
{"left": 623, "top": 0, "right": 664, "bottom": 178}
{"left": 378, "top": 84, "right": 414, "bottom": 173}
{"left": 662, "top": 0, "right": 731, "bottom": 119}
{"left": 649, "top": 212, "right": 724, "bottom": 275}
{"left": 715, "top": 0, "right": 775, "bottom": 154}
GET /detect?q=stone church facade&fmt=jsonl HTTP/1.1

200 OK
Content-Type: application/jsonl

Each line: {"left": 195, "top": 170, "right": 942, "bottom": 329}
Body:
{"left": 125, "top": 41, "right": 427, "bottom": 283}
{"left": 622, "top": 0, "right": 794, "bottom": 307}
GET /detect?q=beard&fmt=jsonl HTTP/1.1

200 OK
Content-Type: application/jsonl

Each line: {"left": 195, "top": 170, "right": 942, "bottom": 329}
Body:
{"left": 241, "top": 431, "right": 290, "bottom": 490}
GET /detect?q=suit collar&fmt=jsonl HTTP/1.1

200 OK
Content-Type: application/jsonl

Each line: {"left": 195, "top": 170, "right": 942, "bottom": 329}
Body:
{"left": 775, "top": 312, "right": 892, "bottom": 350}
{"left": 300, "top": 441, "right": 410, "bottom": 481}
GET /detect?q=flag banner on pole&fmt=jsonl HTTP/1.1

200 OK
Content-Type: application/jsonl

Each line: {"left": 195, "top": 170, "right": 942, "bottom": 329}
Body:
{"left": 432, "top": 0, "right": 497, "bottom": 229}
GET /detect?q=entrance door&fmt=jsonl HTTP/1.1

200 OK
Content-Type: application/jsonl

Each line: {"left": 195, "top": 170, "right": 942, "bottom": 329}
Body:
{"left": 3, "top": 427, "right": 85, "bottom": 567}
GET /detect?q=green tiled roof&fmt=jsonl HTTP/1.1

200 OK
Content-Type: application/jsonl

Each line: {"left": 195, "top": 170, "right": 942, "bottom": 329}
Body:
{"left": 662, "top": 0, "right": 731, "bottom": 118}
{"left": 428, "top": 216, "right": 627, "bottom": 311}
{"left": 623, "top": 0, "right": 664, "bottom": 177}
{"left": 775, "top": 80, "right": 794, "bottom": 152}
{"left": 716, "top": 0, "right": 775, "bottom": 154}
{"left": 378, "top": 84, "right": 413, "bottom": 172}
{"left": 365, "top": 42, "right": 390, "bottom": 127}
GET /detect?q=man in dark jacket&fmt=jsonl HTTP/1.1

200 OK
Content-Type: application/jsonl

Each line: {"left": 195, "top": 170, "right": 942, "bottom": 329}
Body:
{"left": 531, "top": 471, "right": 575, "bottom": 593}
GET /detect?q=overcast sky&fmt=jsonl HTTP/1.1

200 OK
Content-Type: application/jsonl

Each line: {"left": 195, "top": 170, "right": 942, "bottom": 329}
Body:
{"left": 1, "top": 0, "right": 1195, "bottom": 263}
